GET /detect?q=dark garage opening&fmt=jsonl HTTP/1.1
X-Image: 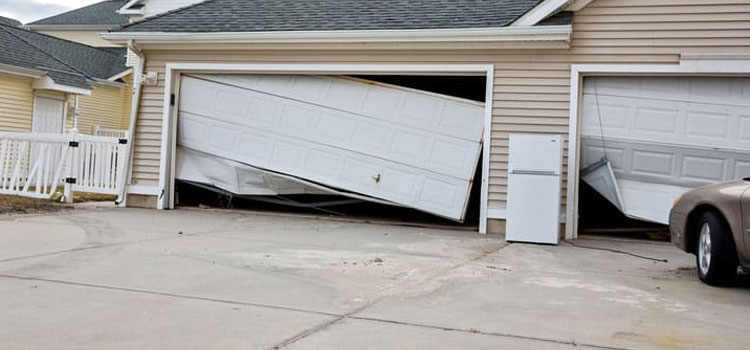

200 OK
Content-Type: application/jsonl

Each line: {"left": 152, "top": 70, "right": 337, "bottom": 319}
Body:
{"left": 578, "top": 181, "right": 670, "bottom": 241}
{"left": 175, "top": 75, "right": 487, "bottom": 229}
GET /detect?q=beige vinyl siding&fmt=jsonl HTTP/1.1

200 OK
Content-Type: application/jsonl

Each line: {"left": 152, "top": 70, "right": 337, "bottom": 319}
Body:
{"left": 128, "top": 0, "right": 750, "bottom": 216}
{"left": 75, "top": 79, "right": 132, "bottom": 135}
{"left": 0, "top": 74, "right": 34, "bottom": 132}
{"left": 35, "top": 30, "right": 118, "bottom": 47}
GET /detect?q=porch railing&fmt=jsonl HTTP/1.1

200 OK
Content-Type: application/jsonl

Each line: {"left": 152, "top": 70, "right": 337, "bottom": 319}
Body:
{"left": 93, "top": 125, "right": 129, "bottom": 138}
{"left": 0, "top": 130, "right": 130, "bottom": 202}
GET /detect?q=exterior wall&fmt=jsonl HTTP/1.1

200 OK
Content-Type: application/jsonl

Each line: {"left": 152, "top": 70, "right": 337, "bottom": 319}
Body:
{"left": 35, "top": 30, "right": 117, "bottom": 47}
{"left": 0, "top": 74, "right": 34, "bottom": 132}
{"left": 75, "top": 77, "right": 132, "bottom": 135}
{"left": 126, "top": 0, "right": 750, "bottom": 229}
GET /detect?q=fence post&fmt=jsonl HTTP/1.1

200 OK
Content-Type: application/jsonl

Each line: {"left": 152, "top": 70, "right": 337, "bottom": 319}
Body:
{"left": 115, "top": 131, "right": 131, "bottom": 206}
{"left": 64, "top": 129, "right": 79, "bottom": 203}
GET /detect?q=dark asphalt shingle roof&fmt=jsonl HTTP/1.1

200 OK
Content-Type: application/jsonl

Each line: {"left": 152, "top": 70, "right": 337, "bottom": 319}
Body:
{"left": 0, "top": 15, "right": 21, "bottom": 27}
{"left": 0, "top": 23, "right": 129, "bottom": 90}
{"left": 27, "top": 0, "right": 129, "bottom": 27}
{"left": 118, "top": 0, "right": 552, "bottom": 33}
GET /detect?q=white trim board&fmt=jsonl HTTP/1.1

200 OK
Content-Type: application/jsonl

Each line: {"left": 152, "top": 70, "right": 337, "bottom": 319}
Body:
{"left": 566, "top": 56, "right": 750, "bottom": 240}
{"left": 511, "top": 0, "right": 573, "bottom": 26}
{"left": 101, "top": 25, "right": 572, "bottom": 45}
{"left": 155, "top": 63, "right": 495, "bottom": 234}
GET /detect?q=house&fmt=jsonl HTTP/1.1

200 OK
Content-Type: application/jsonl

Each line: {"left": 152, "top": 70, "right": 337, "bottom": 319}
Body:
{"left": 24, "top": 0, "right": 129, "bottom": 47}
{"left": 0, "top": 22, "right": 131, "bottom": 136}
{"left": 102, "top": 0, "right": 750, "bottom": 237}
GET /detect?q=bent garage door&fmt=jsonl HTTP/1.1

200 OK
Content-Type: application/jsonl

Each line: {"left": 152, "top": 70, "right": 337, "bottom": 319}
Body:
{"left": 176, "top": 74, "right": 485, "bottom": 221}
{"left": 581, "top": 77, "right": 750, "bottom": 223}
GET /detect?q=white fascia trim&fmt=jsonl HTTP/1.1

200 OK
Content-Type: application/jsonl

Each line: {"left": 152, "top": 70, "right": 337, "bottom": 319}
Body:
{"left": 511, "top": 0, "right": 573, "bottom": 26}
{"left": 90, "top": 78, "right": 126, "bottom": 88}
{"left": 155, "top": 62, "right": 495, "bottom": 235}
{"left": 32, "top": 76, "right": 92, "bottom": 95}
{"left": 107, "top": 68, "right": 134, "bottom": 82}
{"left": 565, "top": 60, "right": 750, "bottom": 240}
{"left": 118, "top": 0, "right": 144, "bottom": 14}
{"left": 0, "top": 63, "right": 46, "bottom": 79}
{"left": 101, "top": 25, "right": 572, "bottom": 44}
{"left": 25, "top": 25, "right": 118, "bottom": 31}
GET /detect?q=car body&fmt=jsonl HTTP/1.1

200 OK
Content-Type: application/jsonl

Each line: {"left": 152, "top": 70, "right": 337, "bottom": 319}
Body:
{"left": 670, "top": 179, "right": 750, "bottom": 285}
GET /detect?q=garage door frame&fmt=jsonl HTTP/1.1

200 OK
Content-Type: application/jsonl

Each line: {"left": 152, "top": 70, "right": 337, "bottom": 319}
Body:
{"left": 156, "top": 63, "right": 495, "bottom": 233}
{"left": 567, "top": 55, "right": 750, "bottom": 240}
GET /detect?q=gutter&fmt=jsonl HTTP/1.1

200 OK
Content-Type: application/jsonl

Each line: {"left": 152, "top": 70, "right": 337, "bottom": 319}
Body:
{"left": 0, "top": 63, "right": 46, "bottom": 79}
{"left": 101, "top": 25, "right": 572, "bottom": 45}
{"left": 116, "top": 40, "right": 145, "bottom": 206}
{"left": 89, "top": 78, "right": 127, "bottom": 88}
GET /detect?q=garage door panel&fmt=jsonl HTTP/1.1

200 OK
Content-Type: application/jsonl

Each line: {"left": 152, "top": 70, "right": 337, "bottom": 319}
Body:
{"left": 193, "top": 74, "right": 484, "bottom": 142}
{"left": 583, "top": 138, "right": 750, "bottom": 188}
{"left": 180, "top": 76, "right": 481, "bottom": 180}
{"left": 584, "top": 77, "right": 750, "bottom": 106}
{"left": 177, "top": 75, "right": 483, "bottom": 221}
{"left": 181, "top": 110, "right": 470, "bottom": 218}
{"left": 582, "top": 93, "right": 750, "bottom": 151}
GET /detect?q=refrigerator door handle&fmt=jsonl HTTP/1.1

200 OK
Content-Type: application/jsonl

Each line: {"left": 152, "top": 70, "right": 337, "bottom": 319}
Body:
{"left": 510, "top": 170, "right": 559, "bottom": 176}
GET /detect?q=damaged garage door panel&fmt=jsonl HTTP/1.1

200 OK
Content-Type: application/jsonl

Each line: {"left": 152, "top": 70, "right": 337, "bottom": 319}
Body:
{"left": 581, "top": 77, "right": 750, "bottom": 224}
{"left": 176, "top": 74, "right": 485, "bottom": 221}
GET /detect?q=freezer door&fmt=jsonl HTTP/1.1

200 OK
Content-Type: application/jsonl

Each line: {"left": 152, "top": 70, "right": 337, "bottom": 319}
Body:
{"left": 508, "top": 134, "right": 563, "bottom": 174}
{"left": 505, "top": 173, "right": 561, "bottom": 245}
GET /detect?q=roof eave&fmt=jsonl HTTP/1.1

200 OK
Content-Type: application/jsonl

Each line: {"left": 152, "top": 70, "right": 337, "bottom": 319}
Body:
{"left": 25, "top": 24, "right": 122, "bottom": 31}
{"left": 0, "top": 63, "right": 46, "bottom": 79}
{"left": 101, "top": 25, "right": 572, "bottom": 45}
{"left": 32, "top": 76, "right": 92, "bottom": 95}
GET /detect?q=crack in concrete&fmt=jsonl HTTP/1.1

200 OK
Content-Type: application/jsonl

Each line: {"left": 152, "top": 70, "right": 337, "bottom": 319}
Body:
{"left": 267, "top": 242, "right": 513, "bottom": 350}
{"left": 0, "top": 273, "right": 340, "bottom": 318}
{"left": 349, "top": 316, "right": 631, "bottom": 350}
{"left": 0, "top": 271, "right": 631, "bottom": 350}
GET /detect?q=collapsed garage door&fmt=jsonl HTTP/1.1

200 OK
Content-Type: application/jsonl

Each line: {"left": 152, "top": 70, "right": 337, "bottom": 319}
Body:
{"left": 175, "top": 74, "right": 485, "bottom": 221}
{"left": 581, "top": 76, "right": 750, "bottom": 224}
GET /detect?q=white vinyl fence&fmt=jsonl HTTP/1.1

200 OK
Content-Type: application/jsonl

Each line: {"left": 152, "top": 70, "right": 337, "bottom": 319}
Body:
{"left": 0, "top": 130, "right": 130, "bottom": 202}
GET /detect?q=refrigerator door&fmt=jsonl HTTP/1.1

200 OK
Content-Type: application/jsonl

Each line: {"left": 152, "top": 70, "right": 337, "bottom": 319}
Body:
{"left": 506, "top": 173, "right": 561, "bottom": 244}
{"left": 509, "top": 134, "right": 563, "bottom": 175}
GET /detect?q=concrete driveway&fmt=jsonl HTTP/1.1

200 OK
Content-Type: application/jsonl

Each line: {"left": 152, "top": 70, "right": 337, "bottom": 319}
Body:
{"left": 0, "top": 207, "right": 748, "bottom": 350}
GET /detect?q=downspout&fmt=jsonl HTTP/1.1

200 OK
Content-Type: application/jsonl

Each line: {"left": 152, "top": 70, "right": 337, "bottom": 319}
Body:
{"left": 73, "top": 95, "right": 80, "bottom": 129}
{"left": 115, "top": 40, "right": 145, "bottom": 206}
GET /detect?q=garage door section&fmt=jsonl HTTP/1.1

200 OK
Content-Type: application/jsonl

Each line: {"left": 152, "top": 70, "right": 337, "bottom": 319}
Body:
{"left": 581, "top": 77, "right": 750, "bottom": 223}
{"left": 176, "top": 74, "right": 485, "bottom": 221}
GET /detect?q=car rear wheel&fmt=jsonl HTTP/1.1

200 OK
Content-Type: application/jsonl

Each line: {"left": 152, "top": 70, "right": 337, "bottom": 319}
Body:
{"left": 696, "top": 211, "right": 738, "bottom": 286}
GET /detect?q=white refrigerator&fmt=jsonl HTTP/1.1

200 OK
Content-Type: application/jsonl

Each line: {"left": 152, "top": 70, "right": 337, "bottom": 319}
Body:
{"left": 506, "top": 134, "right": 564, "bottom": 245}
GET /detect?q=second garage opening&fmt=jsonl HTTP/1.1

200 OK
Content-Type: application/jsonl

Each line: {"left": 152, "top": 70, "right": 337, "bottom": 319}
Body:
{"left": 173, "top": 74, "right": 487, "bottom": 228}
{"left": 578, "top": 76, "right": 750, "bottom": 239}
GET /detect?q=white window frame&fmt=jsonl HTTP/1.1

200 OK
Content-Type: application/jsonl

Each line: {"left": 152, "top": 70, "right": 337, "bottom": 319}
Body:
{"left": 566, "top": 56, "right": 750, "bottom": 240}
{"left": 153, "top": 63, "right": 495, "bottom": 233}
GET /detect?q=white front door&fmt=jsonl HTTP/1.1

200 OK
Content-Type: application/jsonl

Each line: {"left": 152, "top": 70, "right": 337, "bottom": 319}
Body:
{"left": 32, "top": 96, "right": 65, "bottom": 133}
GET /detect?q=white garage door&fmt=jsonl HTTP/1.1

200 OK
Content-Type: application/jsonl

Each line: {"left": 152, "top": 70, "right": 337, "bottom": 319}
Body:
{"left": 581, "top": 77, "right": 750, "bottom": 223}
{"left": 176, "top": 74, "right": 485, "bottom": 221}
